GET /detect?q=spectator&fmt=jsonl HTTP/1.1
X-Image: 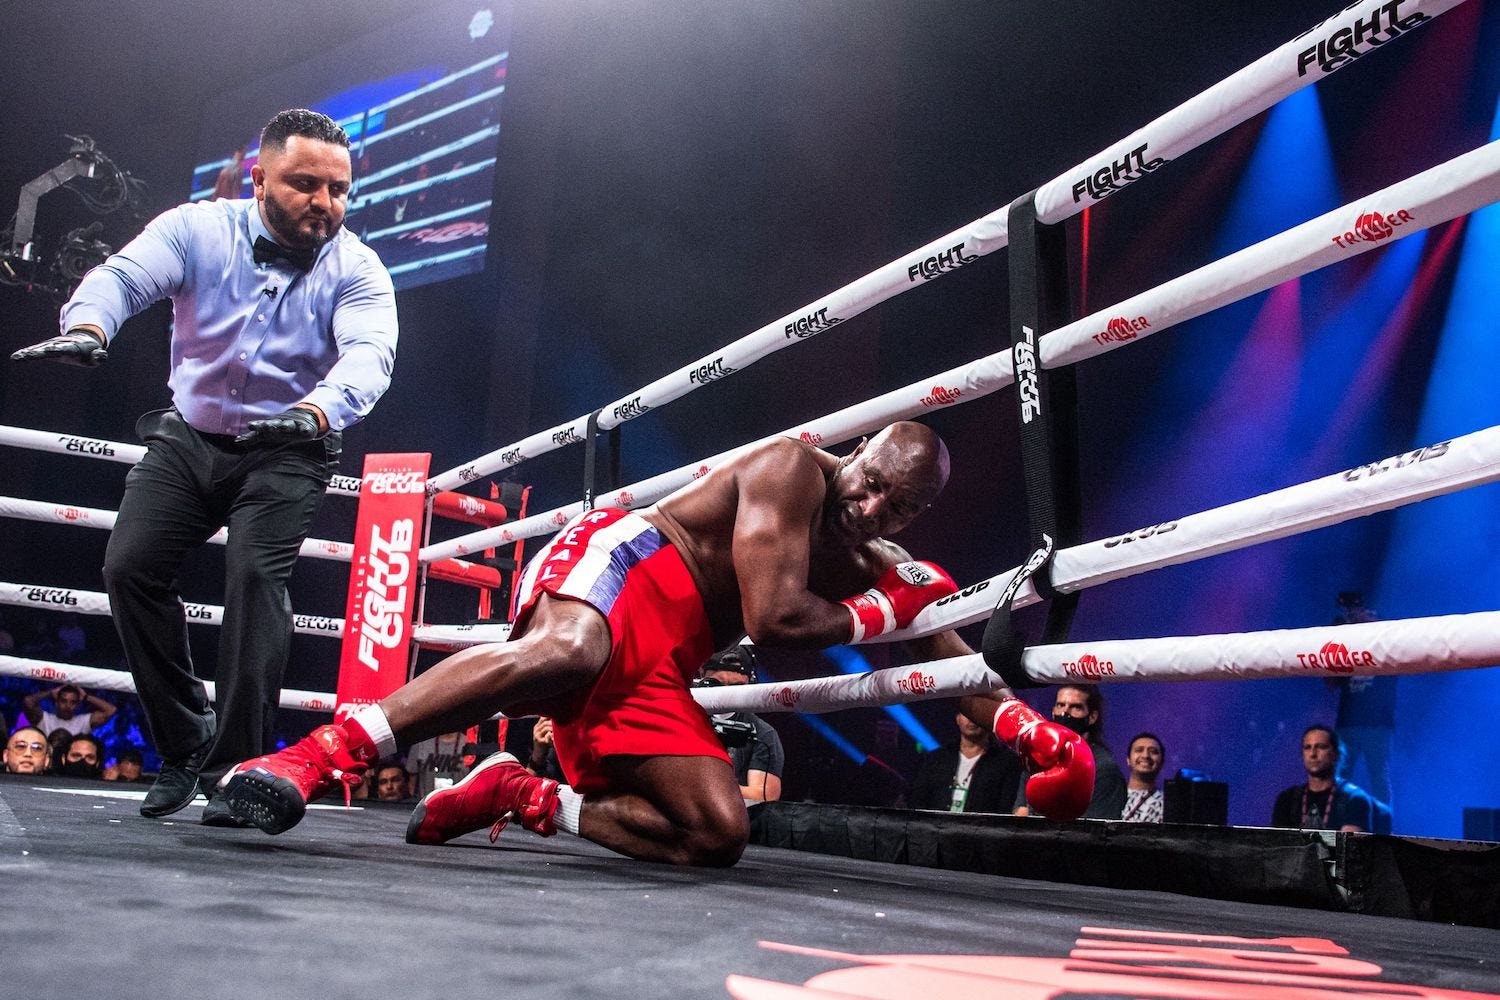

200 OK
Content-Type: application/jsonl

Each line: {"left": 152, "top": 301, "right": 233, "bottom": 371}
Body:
{"left": 1120, "top": 732, "right": 1165, "bottom": 823}
{"left": 46, "top": 727, "right": 74, "bottom": 766}
{"left": 104, "top": 746, "right": 148, "bottom": 782}
{"left": 211, "top": 146, "right": 247, "bottom": 201}
{"left": 406, "top": 730, "right": 471, "bottom": 798}
{"left": 1014, "top": 684, "right": 1126, "bottom": 820}
{"left": 22, "top": 683, "right": 116, "bottom": 736}
{"left": 373, "top": 761, "right": 413, "bottom": 802}
{"left": 4, "top": 726, "right": 51, "bottom": 774}
{"left": 906, "top": 710, "right": 1021, "bottom": 814}
{"left": 1270, "top": 724, "right": 1377, "bottom": 832}
{"left": 696, "top": 645, "right": 785, "bottom": 802}
{"left": 57, "top": 733, "right": 105, "bottom": 779}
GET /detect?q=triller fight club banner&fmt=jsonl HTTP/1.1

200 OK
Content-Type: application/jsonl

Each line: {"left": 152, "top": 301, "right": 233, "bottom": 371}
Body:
{"left": 335, "top": 453, "right": 431, "bottom": 721}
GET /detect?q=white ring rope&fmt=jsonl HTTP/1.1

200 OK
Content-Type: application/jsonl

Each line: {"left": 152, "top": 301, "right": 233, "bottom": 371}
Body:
{"left": 693, "top": 610, "right": 1500, "bottom": 716}
{"left": 888, "top": 425, "right": 1500, "bottom": 642}
{"left": 408, "top": 426, "right": 1500, "bottom": 653}
{"left": 0, "top": 425, "right": 364, "bottom": 497}
{"left": 0, "top": 495, "right": 504, "bottom": 586}
{"left": 1042, "top": 140, "right": 1500, "bottom": 370}
{"left": 0, "top": 496, "right": 356, "bottom": 562}
{"left": 426, "top": 0, "right": 1465, "bottom": 494}
{"left": 421, "top": 137, "right": 1500, "bottom": 564}
{"left": 0, "top": 580, "right": 509, "bottom": 649}
{"left": 1033, "top": 0, "right": 1466, "bottom": 222}
{"left": 0, "top": 654, "right": 336, "bottom": 713}
{"left": 8, "top": 606, "right": 1494, "bottom": 721}
{"left": 0, "top": 582, "right": 345, "bottom": 639}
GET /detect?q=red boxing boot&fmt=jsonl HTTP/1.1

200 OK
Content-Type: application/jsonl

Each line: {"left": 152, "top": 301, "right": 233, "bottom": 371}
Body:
{"left": 405, "top": 752, "right": 560, "bottom": 846}
{"left": 219, "top": 724, "right": 371, "bottom": 835}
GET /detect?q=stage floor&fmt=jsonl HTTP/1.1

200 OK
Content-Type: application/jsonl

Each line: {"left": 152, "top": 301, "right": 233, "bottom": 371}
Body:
{"left": 3, "top": 775, "right": 1496, "bottom": 999}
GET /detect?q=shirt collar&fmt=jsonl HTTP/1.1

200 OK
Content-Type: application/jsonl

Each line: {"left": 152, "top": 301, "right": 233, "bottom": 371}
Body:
{"left": 243, "top": 198, "right": 338, "bottom": 266}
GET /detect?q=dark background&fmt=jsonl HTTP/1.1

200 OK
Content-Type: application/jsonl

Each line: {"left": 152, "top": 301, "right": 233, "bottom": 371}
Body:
{"left": 1, "top": 0, "right": 1497, "bottom": 835}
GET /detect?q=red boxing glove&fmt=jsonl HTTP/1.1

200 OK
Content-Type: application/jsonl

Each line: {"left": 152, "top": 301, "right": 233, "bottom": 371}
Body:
{"left": 992, "top": 698, "right": 1095, "bottom": 822}
{"left": 841, "top": 560, "right": 958, "bottom": 641}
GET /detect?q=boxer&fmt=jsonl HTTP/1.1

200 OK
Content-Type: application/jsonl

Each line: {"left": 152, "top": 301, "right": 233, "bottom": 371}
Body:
{"left": 220, "top": 421, "right": 1093, "bottom": 863}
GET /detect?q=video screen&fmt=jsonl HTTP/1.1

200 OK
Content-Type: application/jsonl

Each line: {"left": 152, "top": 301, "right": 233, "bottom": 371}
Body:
{"left": 189, "top": 1, "right": 512, "bottom": 291}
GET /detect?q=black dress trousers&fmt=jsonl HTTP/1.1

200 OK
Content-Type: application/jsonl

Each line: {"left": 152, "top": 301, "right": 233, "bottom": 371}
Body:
{"left": 102, "top": 408, "right": 337, "bottom": 785}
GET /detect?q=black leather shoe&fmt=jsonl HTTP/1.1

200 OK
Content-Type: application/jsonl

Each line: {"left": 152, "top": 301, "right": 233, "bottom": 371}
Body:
{"left": 200, "top": 795, "right": 254, "bottom": 828}
{"left": 141, "top": 740, "right": 211, "bottom": 818}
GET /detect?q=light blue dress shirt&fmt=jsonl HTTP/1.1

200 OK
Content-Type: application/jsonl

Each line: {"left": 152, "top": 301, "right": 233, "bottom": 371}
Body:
{"left": 60, "top": 197, "right": 398, "bottom": 436}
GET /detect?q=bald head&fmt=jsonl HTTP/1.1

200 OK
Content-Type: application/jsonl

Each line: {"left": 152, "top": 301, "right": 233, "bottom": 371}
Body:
{"left": 866, "top": 421, "right": 950, "bottom": 505}
{"left": 825, "top": 421, "right": 950, "bottom": 543}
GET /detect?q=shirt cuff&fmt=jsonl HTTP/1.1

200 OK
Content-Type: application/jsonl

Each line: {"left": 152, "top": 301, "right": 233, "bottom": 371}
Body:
{"left": 58, "top": 305, "right": 114, "bottom": 344}
{"left": 302, "top": 386, "right": 354, "bottom": 431}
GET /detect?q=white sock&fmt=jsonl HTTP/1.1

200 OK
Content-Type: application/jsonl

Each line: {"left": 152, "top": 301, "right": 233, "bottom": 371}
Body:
{"left": 554, "top": 785, "right": 583, "bottom": 835}
{"left": 347, "top": 705, "right": 398, "bottom": 758}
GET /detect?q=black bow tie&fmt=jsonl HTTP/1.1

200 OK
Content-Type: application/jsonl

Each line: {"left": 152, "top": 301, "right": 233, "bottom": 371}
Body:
{"left": 253, "top": 235, "right": 316, "bottom": 272}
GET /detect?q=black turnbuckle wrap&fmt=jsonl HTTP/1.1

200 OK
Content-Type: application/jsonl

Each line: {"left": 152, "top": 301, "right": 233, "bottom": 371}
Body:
{"left": 581, "top": 408, "right": 623, "bottom": 513}
{"left": 582, "top": 409, "right": 603, "bottom": 511}
{"left": 981, "top": 191, "right": 1084, "bottom": 689}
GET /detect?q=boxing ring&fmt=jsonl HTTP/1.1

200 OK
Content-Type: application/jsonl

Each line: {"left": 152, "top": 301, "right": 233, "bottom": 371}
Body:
{"left": 1, "top": 776, "right": 1497, "bottom": 998}
{"left": 2, "top": 7, "right": 1500, "bottom": 987}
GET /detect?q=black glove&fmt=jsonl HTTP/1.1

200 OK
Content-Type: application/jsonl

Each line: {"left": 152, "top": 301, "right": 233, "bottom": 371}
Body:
{"left": 235, "top": 407, "right": 323, "bottom": 445}
{"left": 10, "top": 330, "right": 108, "bottom": 367}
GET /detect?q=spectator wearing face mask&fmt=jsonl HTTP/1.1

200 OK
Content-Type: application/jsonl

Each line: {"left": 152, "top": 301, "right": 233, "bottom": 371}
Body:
{"left": 57, "top": 734, "right": 106, "bottom": 779}
{"left": 1013, "top": 684, "right": 1125, "bottom": 820}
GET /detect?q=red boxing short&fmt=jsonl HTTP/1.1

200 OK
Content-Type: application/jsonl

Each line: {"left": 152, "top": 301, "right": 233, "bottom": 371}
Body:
{"left": 511, "top": 507, "right": 727, "bottom": 793}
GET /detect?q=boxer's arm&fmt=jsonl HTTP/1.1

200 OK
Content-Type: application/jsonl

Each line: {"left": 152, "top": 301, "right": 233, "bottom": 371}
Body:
{"left": 907, "top": 616, "right": 1025, "bottom": 731}
{"left": 897, "top": 566, "right": 1093, "bottom": 821}
{"left": 888, "top": 543, "right": 1018, "bottom": 713}
{"left": 732, "top": 439, "right": 855, "bottom": 647}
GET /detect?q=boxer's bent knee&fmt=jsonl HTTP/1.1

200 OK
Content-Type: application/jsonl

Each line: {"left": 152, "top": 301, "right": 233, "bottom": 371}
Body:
{"left": 678, "top": 795, "right": 750, "bottom": 868}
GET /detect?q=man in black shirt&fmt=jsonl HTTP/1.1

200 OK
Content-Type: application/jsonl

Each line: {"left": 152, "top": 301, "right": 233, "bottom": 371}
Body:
{"left": 1013, "top": 684, "right": 1126, "bottom": 820}
{"left": 907, "top": 711, "right": 1021, "bottom": 813}
{"left": 1270, "top": 724, "right": 1376, "bottom": 832}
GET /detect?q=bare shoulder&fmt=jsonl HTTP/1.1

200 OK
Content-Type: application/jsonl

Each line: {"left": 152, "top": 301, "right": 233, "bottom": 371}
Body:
{"left": 742, "top": 435, "right": 823, "bottom": 466}
{"left": 733, "top": 436, "right": 829, "bottom": 487}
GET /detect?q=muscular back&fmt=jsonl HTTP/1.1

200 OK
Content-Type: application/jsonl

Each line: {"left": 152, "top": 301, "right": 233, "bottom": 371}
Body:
{"left": 642, "top": 437, "right": 896, "bottom": 648}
